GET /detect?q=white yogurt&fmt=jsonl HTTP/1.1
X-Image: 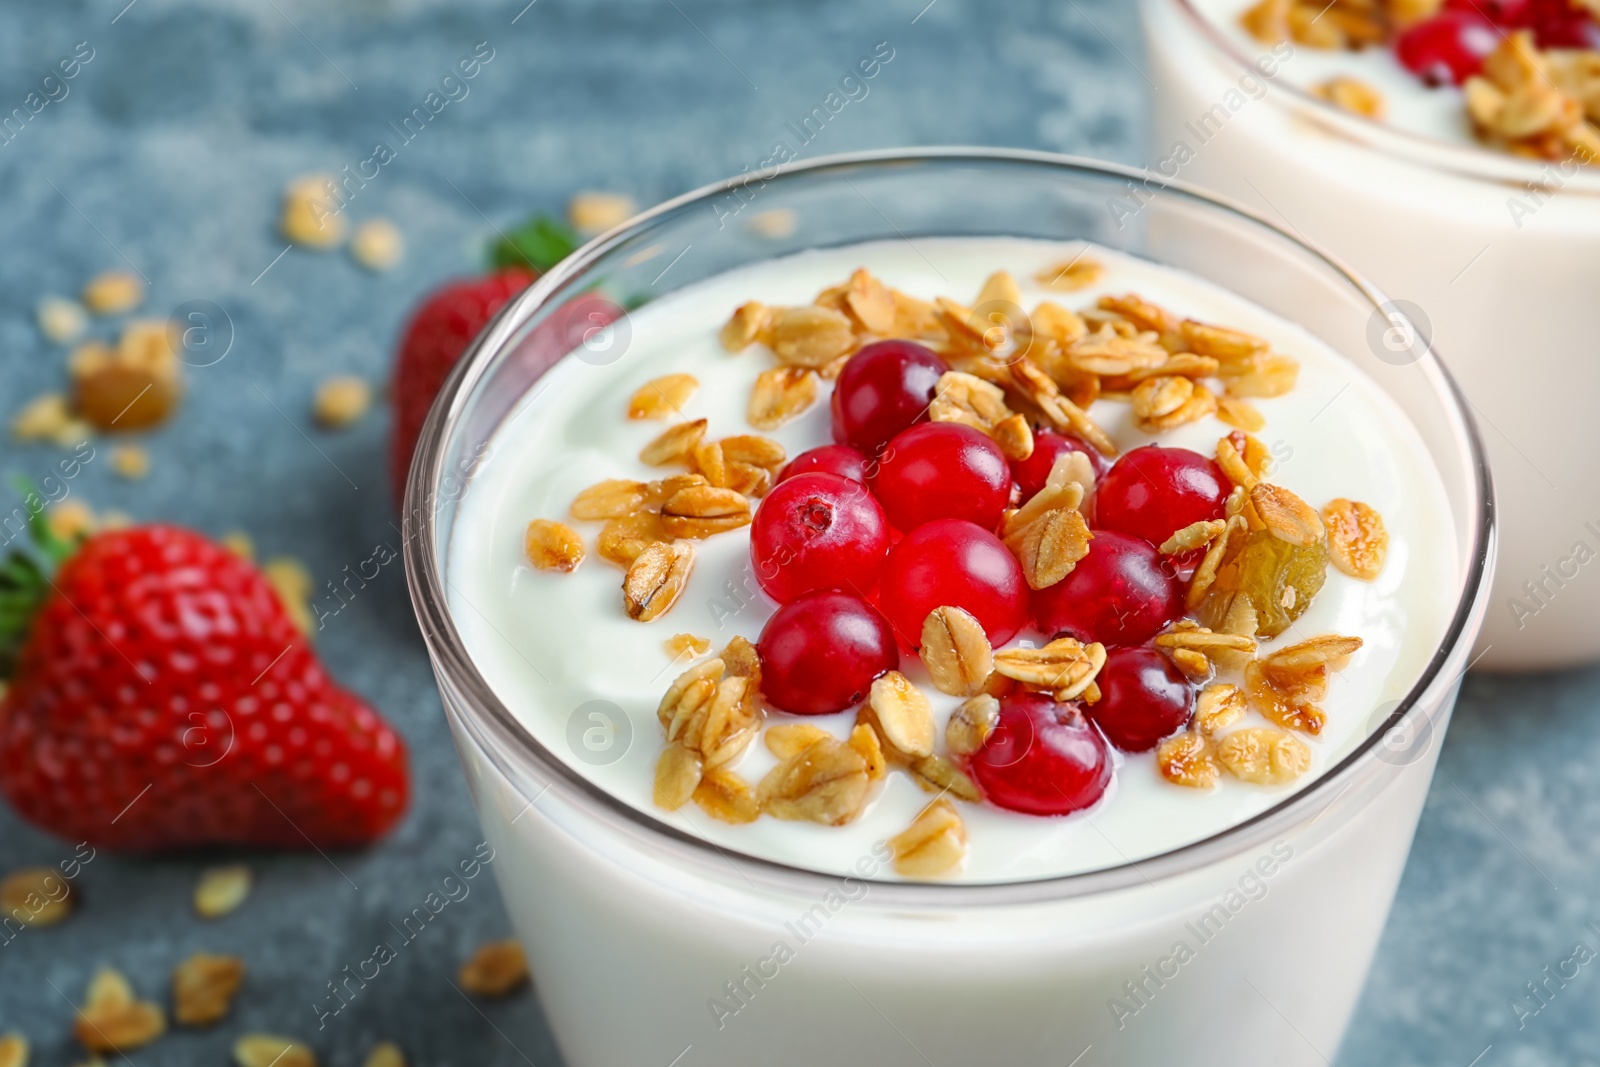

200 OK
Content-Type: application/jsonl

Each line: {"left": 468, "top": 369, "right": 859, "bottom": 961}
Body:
{"left": 445, "top": 237, "right": 1457, "bottom": 884}
{"left": 1143, "top": 0, "right": 1600, "bottom": 669}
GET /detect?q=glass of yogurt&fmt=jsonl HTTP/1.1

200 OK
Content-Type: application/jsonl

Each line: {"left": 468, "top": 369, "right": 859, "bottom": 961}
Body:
{"left": 1142, "top": 0, "right": 1598, "bottom": 668}
{"left": 403, "top": 149, "right": 1492, "bottom": 1067}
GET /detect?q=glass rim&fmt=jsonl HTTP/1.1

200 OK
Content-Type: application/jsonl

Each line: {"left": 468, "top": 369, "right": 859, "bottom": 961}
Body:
{"left": 1161, "top": 0, "right": 1600, "bottom": 192}
{"left": 403, "top": 147, "right": 1495, "bottom": 907}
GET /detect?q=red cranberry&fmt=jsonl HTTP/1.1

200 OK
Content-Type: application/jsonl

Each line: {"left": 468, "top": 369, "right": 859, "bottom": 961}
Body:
{"left": 877, "top": 519, "right": 1029, "bottom": 647}
{"left": 1396, "top": 12, "right": 1500, "bottom": 85}
{"left": 749, "top": 473, "right": 890, "bottom": 604}
{"left": 870, "top": 423, "right": 1011, "bottom": 532}
{"left": 1445, "top": 0, "right": 1530, "bottom": 23}
{"left": 776, "top": 444, "right": 870, "bottom": 486}
{"left": 967, "top": 693, "right": 1112, "bottom": 816}
{"left": 1516, "top": 0, "right": 1599, "bottom": 47}
{"left": 757, "top": 591, "right": 898, "bottom": 716}
{"left": 1010, "top": 429, "right": 1109, "bottom": 501}
{"left": 830, "top": 340, "right": 949, "bottom": 455}
{"left": 1095, "top": 445, "right": 1228, "bottom": 548}
{"left": 1032, "top": 530, "right": 1183, "bottom": 648}
{"left": 1087, "top": 648, "right": 1194, "bottom": 752}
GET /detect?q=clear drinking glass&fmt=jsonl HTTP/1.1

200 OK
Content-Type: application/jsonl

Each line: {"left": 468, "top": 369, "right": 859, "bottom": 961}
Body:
{"left": 1142, "top": 0, "right": 1590, "bottom": 668}
{"left": 403, "top": 149, "right": 1494, "bottom": 1067}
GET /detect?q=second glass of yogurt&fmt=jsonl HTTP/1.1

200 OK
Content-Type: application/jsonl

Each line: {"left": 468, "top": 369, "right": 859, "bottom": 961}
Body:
{"left": 404, "top": 150, "right": 1493, "bottom": 1067}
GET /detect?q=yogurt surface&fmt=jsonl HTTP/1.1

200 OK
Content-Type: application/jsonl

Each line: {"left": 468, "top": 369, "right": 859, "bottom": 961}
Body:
{"left": 445, "top": 236, "right": 1458, "bottom": 884}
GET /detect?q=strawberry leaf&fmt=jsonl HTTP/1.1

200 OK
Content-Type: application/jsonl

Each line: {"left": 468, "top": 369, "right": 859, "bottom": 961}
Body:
{"left": 490, "top": 215, "right": 579, "bottom": 273}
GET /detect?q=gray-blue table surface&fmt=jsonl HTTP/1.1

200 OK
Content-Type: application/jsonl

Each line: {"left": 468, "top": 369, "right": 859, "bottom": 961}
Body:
{"left": 0, "top": 1, "right": 1593, "bottom": 1064}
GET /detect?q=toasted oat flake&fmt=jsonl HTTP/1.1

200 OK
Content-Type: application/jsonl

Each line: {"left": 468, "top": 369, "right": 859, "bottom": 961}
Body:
{"left": 665, "top": 633, "right": 712, "bottom": 659}
{"left": 73, "top": 320, "right": 183, "bottom": 432}
{"left": 524, "top": 520, "right": 585, "bottom": 573}
{"left": 194, "top": 864, "right": 251, "bottom": 918}
{"left": 660, "top": 485, "right": 752, "bottom": 538}
{"left": 721, "top": 301, "right": 771, "bottom": 351}
{"left": 757, "top": 737, "right": 870, "bottom": 825}
{"left": 1160, "top": 519, "right": 1226, "bottom": 556}
{"left": 235, "top": 1037, "right": 315, "bottom": 1067}
{"left": 459, "top": 940, "right": 530, "bottom": 997}
{"left": 1215, "top": 727, "right": 1312, "bottom": 785}
{"left": 364, "top": 1044, "right": 405, "bottom": 1067}
{"left": 1194, "top": 683, "right": 1248, "bottom": 736}
{"left": 571, "top": 478, "right": 649, "bottom": 521}
{"left": 173, "top": 953, "right": 245, "bottom": 1026}
{"left": 746, "top": 208, "right": 798, "bottom": 239}
{"left": 1154, "top": 628, "right": 1257, "bottom": 656}
{"left": 919, "top": 606, "right": 994, "bottom": 697}
{"left": 992, "top": 638, "right": 1106, "bottom": 699}
{"left": 748, "top": 366, "right": 818, "bottom": 430}
{"left": 281, "top": 174, "right": 346, "bottom": 249}
{"left": 263, "top": 557, "right": 315, "bottom": 636}
{"left": 568, "top": 191, "right": 636, "bottom": 234}
{"left": 693, "top": 768, "right": 760, "bottom": 824}
{"left": 623, "top": 540, "right": 694, "bottom": 621}
{"left": 765, "top": 723, "right": 834, "bottom": 759}
{"left": 946, "top": 694, "right": 1000, "bottom": 758}
{"left": 597, "top": 509, "right": 667, "bottom": 566}
{"left": 889, "top": 798, "right": 968, "bottom": 879}
{"left": 769, "top": 305, "right": 855, "bottom": 368}
{"left": 1170, "top": 647, "right": 1212, "bottom": 681}
{"left": 82, "top": 271, "right": 145, "bottom": 316}
{"left": 930, "top": 371, "right": 1012, "bottom": 432}
{"left": 844, "top": 268, "right": 897, "bottom": 334}
{"left": 0, "top": 867, "right": 73, "bottom": 926}
{"left": 628, "top": 373, "right": 699, "bottom": 420}
{"left": 74, "top": 968, "right": 166, "bottom": 1053}
{"left": 1221, "top": 352, "right": 1299, "bottom": 398}
{"left": 1264, "top": 634, "right": 1364, "bottom": 673}
{"left": 350, "top": 218, "right": 404, "bottom": 271}
{"left": 0, "top": 1034, "right": 25, "bottom": 1067}
{"left": 908, "top": 754, "right": 983, "bottom": 802}
{"left": 1323, "top": 499, "right": 1388, "bottom": 580}
{"left": 1157, "top": 731, "right": 1220, "bottom": 788}
{"left": 868, "top": 672, "right": 936, "bottom": 758}
{"left": 847, "top": 723, "right": 887, "bottom": 780}
{"left": 1246, "top": 660, "right": 1327, "bottom": 734}
{"left": 640, "top": 419, "right": 708, "bottom": 466}
{"left": 1250, "top": 483, "right": 1325, "bottom": 547}
{"left": 1314, "top": 76, "right": 1387, "bottom": 119}
{"left": 992, "top": 414, "right": 1034, "bottom": 461}
{"left": 108, "top": 445, "right": 150, "bottom": 480}
{"left": 1035, "top": 257, "right": 1105, "bottom": 291}
{"left": 38, "top": 296, "right": 88, "bottom": 344}
{"left": 1132, "top": 376, "right": 1217, "bottom": 433}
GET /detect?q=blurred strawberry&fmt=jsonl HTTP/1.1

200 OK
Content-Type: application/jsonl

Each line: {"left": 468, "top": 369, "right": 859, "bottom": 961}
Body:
{"left": 389, "top": 215, "right": 582, "bottom": 504}
{"left": 0, "top": 512, "right": 408, "bottom": 850}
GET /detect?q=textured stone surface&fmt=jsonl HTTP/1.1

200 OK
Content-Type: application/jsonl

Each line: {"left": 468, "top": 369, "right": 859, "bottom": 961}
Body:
{"left": 0, "top": 1, "right": 1591, "bottom": 1065}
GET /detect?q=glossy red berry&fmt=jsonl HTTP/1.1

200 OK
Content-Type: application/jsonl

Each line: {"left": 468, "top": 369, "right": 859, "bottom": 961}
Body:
{"left": 1086, "top": 648, "right": 1194, "bottom": 752}
{"left": 871, "top": 423, "right": 1010, "bottom": 532}
{"left": 1516, "top": 0, "right": 1598, "bottom": 46}
{"left": 967, "top": 693, "right": 1112, "bottom": 816}
{"left": 1010, "top": 429, "right": 1109, "bottom": 501}
{"left": 777, "top": 444, "right": 869, "bottom": 486}
{"left": 1396, "top": 11, "right": 1500, "bottom": 85}
{"left": 1095, "top": 445, "right": 1228, "bottom": 548}
{"left": 1444, "top": 0, "right": 1530, "bottom": 23}
{"left": 749, "top": 473, "right": 890, "bottom": 604}
{"left": 757, "top": 591, "right": 898, "bottom": 716}
{"left": 1032, "top": 530, "right": 1183, "bottom": 647}
{"left": 877, "top": 519, "right": 1028, "bottom": 647}
{"left": 830, "top": 340, "right": 949, "bottom": 455}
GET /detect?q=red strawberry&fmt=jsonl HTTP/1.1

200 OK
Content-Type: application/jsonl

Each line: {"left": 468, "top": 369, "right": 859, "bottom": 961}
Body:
{"left": 390, "top": 267, "right": 536, "bottom": 503}
{"left": 0, "top": 523, "right": 408, "bottom": 851}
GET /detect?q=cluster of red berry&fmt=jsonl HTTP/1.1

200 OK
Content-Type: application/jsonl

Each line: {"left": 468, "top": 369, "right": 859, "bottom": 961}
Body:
{"left": 1396, "top": 0, "right": 1597, "bottom": 85}
{"left": 747, "top": 340, "right": 1235, "bottom": 817}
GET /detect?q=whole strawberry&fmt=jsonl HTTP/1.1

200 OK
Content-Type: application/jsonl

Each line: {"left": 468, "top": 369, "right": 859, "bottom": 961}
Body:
{"left": 389, "top": 266, "right": 535, "bottom": 503}
{"left": 0, "top": 521, "right": 408, "bottom": 850}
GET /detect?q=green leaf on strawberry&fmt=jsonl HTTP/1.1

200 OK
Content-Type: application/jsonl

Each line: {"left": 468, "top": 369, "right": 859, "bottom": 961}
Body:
{"left": 490, "top": 215, "right": 579, "bottom": 273}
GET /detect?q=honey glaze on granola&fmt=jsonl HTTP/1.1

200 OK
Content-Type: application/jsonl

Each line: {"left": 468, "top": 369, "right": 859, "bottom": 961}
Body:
{"left": 446, "top": 237, "right": 1457, "bottom": 884}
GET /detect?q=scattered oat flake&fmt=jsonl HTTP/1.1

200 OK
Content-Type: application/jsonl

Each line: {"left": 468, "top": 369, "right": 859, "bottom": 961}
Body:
{"left": 194, "top": 864, "right": 252, "bottom": 918}
{"left": 748, "top": 366, "right": 818, "bottom": 430}
{"left": 351, "top": 218, "right": 404, "bottom": 271}
{"left": 110, "top": 445, "right": 150, "bottom": 480}
{"left": 459, "top": 940, "right": 529, "bottom": 997}
{"left": 525, "top": 519, "right": 585, "bottom": 573}
{"left": 568, "top": 191, "right": 636, "bottom": 234}
{"left": 1035, "top": 256, "right": 1105, "bottom": 291}
{"left": 74, "top": 320, "right": 183, "bottom": 432}
{"left": 223, "top": 531, "right": 256, "bottom": 560}
{"left": 234, "top": 1036, "right": 315, "bottom": 1067}
{"left": 868, "top": 671, "right": 936, "bottom": 758}
{"left": 82, "top": 271, "right": 145, "bottom": 316}
{"left": 640, "top": 418, "right": 707, "bottom": 465}
{"left": 12, "top": 393, "right": 75, "bottom": 442}
{"left": 1157, "top": 731, "right": 1219, "bottom": 789}
{"left": 74, "top": 968, "right": 166, "bottom": 1053}
{"left": 263, "top": 557, "right": 316, "bottom": 636}
{"left": 173, "top": 952, "right": 245, "bottom": 1027}
{"left": 47, "top": 501, "right": 97, "bottom": 543}
{"left": 757, "top": 736, "right": 870, "bottom": 825}
{"left": 313, "top": 376, "right": 371, "bottom": 429}
{"left": 0, "top": 867, "right": 73, "bottom": 926}
{"left": 1215, "top": 727, "right": 1312, "bottom": 785}
{"left": 946, "top": 694, "right": 999, "bottom": 758}
{"left": 628, "top": 373, "right": 698, "bottom": 420}
{"left": 281, "top": 174, "right": 346, "bottom": 249}
{"left": 746, "top": 208, "right": 797, "bottom": 239}
{"left": 919, "top": 606, "right": 993, "bottom": 697}
{"left": 1216, "top": 395, "right": 1266, "bottom": 432}
{"left": 1323, "top": 498, "right": 1388, "bottom": 580}
{"left": 665, "top": 633, "right": 712, "bottom": 659}
{"left": 623, "top": 540, "right": 695, "bottom": 621}
{"left": 0, "top": 1034, "right": 26, "bottom": 1067}
{"left": 1314, "top": 76, "right": 1387, "bottom": 119}
{"left": 38, "top": 296, "right": 88, "bottom": 344}
{"left": 888, "top": 798, "right": 968, "bottom": 879}
{"left": 363, "top": 1044, "right": 405, "bottom": 1067}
